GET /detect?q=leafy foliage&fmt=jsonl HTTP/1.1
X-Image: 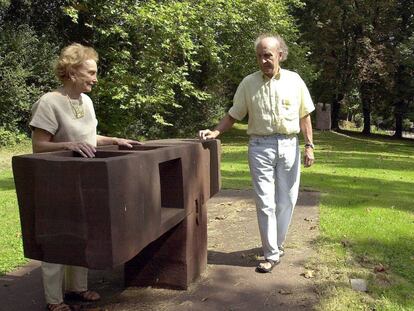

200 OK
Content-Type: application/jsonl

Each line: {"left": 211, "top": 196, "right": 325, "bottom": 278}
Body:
{"left": 297, "top": 0, "right": 414, "bottom": 135}
{"left": 0, "top": 0, "right": 313, "bottom": 139}
{"left": 60, "top": 0, "right": 312, "bottom": 138}
{"left": 0, "top": 23, "right": 58, "bottom": 134}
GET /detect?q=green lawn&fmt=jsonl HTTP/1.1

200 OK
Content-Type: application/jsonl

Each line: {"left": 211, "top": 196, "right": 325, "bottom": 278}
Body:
{"left": 219, "top": 124, "right": 414, "bottom": 311}
{"left": 1, "top": 129, "right": 414, "bottom": 310}
{"left": 0, "top": 141, "right": 31, "bottom": 274}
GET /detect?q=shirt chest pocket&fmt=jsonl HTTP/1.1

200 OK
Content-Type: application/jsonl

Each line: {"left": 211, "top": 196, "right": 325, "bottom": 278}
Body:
{"left": 279, "top": 96, "right": 299, "bottom": 120}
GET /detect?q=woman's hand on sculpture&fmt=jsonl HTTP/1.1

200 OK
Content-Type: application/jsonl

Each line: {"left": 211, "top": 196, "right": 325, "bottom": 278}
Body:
{"left": 113, "top": 138, "right": 142, "bottom": 148}
{"left": 64, "top": 142, "right": 96, "bottom": 158}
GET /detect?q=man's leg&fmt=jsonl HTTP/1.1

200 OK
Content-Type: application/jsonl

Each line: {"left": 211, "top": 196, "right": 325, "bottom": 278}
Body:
{"left": 248, "top": 136, "right": 279, "bottom": 261}
{"left": 275, "top": 136, "right": 300, "bottom": 248}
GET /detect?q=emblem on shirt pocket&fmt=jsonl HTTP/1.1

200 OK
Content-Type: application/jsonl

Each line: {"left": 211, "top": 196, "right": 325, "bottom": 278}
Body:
{"left": 282, "top": 99, "right": 291, "bottom": 106}
{"left": 280, "top": 98, "right": 297, "bottom": 120}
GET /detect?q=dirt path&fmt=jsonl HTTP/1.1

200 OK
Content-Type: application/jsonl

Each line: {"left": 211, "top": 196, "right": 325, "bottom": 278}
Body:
{"left": 0, "top": 189, "right": 320, "bottom": 311}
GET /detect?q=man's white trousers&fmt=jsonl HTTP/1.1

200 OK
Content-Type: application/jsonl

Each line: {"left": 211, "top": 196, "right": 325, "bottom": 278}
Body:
{"left": 248, "top": 134, "right": 300, "bottom": 261}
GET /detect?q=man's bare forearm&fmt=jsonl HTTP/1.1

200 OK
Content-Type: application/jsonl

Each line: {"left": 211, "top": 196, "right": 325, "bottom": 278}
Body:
{"left": 300, "top": 114, "right": 313, "bottom": 145}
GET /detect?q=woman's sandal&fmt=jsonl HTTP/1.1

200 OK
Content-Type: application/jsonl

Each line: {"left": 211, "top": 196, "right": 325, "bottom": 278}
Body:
{"left": 65, "top": 290, "right": 100, "bottom": 302}
{"left": 46, "top": 302, "right": 72, "bottom": 311}
{"left": 255, "top": 259, "right": 280, "bottom": 273}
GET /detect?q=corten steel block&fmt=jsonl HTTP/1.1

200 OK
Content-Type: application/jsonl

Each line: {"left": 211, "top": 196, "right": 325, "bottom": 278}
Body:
{"left": 123, "top": 140, "right": 216, "bottom": 289}
{"left": 12, "top": 139, "right": 220, "bottom": 270}
{"left": 124, "top": 199, "right": 208, "bottom": 289}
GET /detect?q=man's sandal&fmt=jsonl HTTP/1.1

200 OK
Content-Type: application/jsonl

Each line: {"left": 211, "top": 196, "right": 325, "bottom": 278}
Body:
{"left": 279, "top": 246, "right": 285, "bottom": 257}
{"left": 46, "top": 302, "right": 72, "bottom": 311}
{"left": 256, "top": 259, "right": 280, "bottom": 273}
{"left": 65, "top": 290, "right": 100, "bottom": 302}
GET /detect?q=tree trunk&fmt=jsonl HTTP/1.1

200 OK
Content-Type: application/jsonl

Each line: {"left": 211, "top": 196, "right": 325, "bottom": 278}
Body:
{"left": 394, "top": 112, "right": 403, "bottom": 138}
{"left": 362, "top": 107, "right": 371, "bottom": 134}
{"left": 360, "top": 83, "right": 372, "bottom": 135}
{"left": 331, "top": 94, "right": 343, "bottom": 130}
{"left": 393, "top": 99, "right": 407, "bottom": 139}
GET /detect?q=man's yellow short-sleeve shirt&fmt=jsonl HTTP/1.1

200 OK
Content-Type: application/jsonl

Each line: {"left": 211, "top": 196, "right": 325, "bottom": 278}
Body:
{"left": 228, "top": 69, "right": 315, "bottom": 135}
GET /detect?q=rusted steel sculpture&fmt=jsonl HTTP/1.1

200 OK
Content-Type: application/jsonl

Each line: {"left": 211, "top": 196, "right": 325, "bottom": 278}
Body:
{"left": 12, "top": 139, "right": 220, "bottom": 289}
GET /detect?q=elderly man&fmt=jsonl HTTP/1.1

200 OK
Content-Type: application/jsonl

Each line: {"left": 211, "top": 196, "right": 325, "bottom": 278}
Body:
{"left": 199, "top": 33, "right": 315, "bottom": 273}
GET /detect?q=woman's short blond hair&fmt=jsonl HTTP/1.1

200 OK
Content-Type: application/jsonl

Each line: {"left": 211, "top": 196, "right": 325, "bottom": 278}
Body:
{"left": 54, "top": 43, "right": 98, "bottom": 82}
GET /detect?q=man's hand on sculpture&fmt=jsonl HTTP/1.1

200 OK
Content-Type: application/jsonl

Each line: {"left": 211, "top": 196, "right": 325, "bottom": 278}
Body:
{"left": 198, "top": 129, "right": 219, "bottom": 140}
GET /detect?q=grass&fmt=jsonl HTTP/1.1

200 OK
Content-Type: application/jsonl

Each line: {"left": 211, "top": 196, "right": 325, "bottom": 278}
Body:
{"left": 1, "top": 127, "right": 414, "bottom": 311}
{"left": 0, "top": 140, "right": 32, "bottom": 274}
{"left": 219, "top": 124, "right": 414, "bottom": 311}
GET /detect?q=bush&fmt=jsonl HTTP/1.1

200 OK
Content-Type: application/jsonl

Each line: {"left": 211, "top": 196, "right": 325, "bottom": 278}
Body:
{"left": 0, "top": 23, "right": 58, "bottom": 134}
{"left": 353, "top": 113, "right": 363, "bottom": 128}
{"left": 402, "top": 118, "right": 413, "bottom": 131}
{"left": 66, "top": 0, "right": 312, "bottom": 138}
{"left": 0, "top": 127, "right": 28, "bottom": 147}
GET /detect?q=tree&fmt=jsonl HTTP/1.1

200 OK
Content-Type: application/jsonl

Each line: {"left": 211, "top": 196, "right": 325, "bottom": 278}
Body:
{"left": 298, "top": 0, "right": 414, "bottom": 136}
{"left": 296, "top": 0, "right": 362, "bottom": 130}
{"left": 0, "top": 0, "right": 315, "bottom": 139}
{"left": 60, "top": 0, "right": 314, "bottom": 138}
{"left": 390, "top": 0, "right": 414, "bottom": 138}
{"left": 0, "top": 23, "right": 58, "bottom": 134}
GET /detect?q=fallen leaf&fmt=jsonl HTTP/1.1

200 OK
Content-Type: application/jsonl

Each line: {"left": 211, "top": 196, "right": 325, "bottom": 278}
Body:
{"left": 301, "top": 270, "right": 315, "bottom": 279}
{"left": 341, "top": 239, "right": 351, "bottom": 247}
{"left": 180, "top": 301, "right": 193, "bottom": 306}
{"left": 374, "top": 263, "right": 387, "bottom": 273}
{"left": 304, "top": 217, "right": 312, "bottom": 222}
{"left": 201, "top": 297, "right": 208, "bottom": 302}
{"left": 365, "top": 208, "right": 372, "bottom": 213}
{"left": 309, "top": 225, "right": 317, "bottom": 230}
{"left": 278, "top": 289, "right": 293, "bottom": 295}
{"left": 215, "top": 215, "right": 226, "bottom": 220}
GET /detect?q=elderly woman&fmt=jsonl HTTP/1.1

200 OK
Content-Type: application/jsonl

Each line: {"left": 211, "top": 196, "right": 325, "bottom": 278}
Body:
{"left": 30, "top": 43, "right": 140, "bottom": 311}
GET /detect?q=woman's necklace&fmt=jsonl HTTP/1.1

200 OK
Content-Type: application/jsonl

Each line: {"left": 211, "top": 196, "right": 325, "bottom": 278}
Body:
{"left": 67, "top": 94, "right": 85, "bottom": 119}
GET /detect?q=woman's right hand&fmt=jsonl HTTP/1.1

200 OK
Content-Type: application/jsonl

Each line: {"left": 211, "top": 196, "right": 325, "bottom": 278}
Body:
{"left": 64, "top": 142, "right": 96, "bottom": 158}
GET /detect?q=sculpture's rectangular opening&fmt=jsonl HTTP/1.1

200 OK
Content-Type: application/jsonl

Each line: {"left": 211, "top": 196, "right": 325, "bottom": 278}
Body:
{"left": 51, "top": 151, "right": 132, "bottom": 158}
{"left": 159, "top": 158, "right": 184, "bottom": 210}
{"left": 119, "top": 145, "right": 167, "bottom": 151}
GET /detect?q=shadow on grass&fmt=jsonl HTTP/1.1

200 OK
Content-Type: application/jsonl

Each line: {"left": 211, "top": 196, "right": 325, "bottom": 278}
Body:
{"left": 315, "top": 234, "right": 414, "bottom": 310}
{"left": 0, "top": 177, "right": 15, "bottom": 191}
{"left": 336, "top": 128, "right": 414, "bottom": 143}
{"left": 307, "top": 172, "right": 413, "bottom": 213}
{"left": 222, "top": 153, "right": 413, "bottom": 212}
{"left": 315, "top": 130, "right": 414, "bottom": 154}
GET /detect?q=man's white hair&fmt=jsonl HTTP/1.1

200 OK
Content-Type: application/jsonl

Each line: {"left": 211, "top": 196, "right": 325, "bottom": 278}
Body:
{"left": 254, "top": 33, "right": 289, "bottom": 62}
